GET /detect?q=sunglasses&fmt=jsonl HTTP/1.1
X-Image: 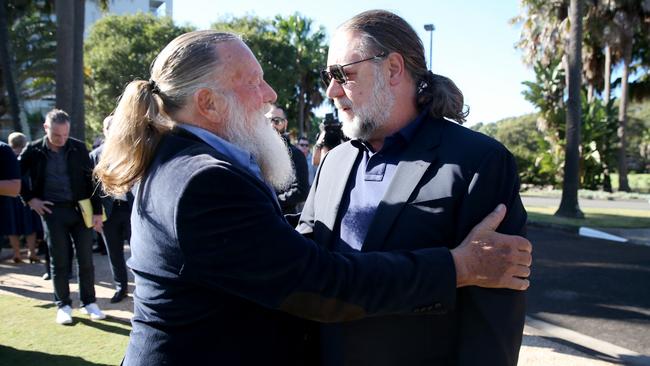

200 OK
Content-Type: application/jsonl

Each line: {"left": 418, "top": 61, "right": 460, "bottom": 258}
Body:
{"left": 270, "top": 117, "right": 286, "bottom": 125}
{"left": 298, "top": 143, "right": 309, "bottom": 147}
{"left": 320, "top": 52, "right": 387, "bottom": 87}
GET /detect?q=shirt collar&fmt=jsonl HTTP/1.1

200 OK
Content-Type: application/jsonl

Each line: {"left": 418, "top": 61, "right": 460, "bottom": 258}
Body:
{"left": 177, "top": 123, "right": 264, "bottom": 182}
{"left": 352, "top": 110, "right": 428, "bottom": 153}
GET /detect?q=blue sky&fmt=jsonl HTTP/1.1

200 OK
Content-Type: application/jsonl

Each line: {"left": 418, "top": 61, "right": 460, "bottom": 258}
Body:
{"left": 173, "top": 0, "right": 536, "bottom": 126}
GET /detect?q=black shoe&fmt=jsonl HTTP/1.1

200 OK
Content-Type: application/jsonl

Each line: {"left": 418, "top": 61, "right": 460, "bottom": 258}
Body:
{"left": 42, "top": 273, "right": 51, "bottom": 280}
{"left": 110, "top": 290, "right": 127, "bottom": 303}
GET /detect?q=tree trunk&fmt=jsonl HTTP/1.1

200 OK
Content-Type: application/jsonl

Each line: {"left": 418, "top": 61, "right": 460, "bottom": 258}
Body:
{"left": 0, "top": 0, "right": 22, "bottom": 133}
{"left": 556, "top": 0, "right": 584, "bottom": 218}
{"left": 616, "top": 42, "right": 632, "bottom": 192}
{"left": 297, "top": 84, "right": 305, "bottom": 139}
{"left": 55, "top": 0, "right": 85, "bottom": 140}
{"left": 603, "top": 44, "right": 611, "bottom": 103}
{"left": 602, "top": 43, "right": 612, "bottom": 192}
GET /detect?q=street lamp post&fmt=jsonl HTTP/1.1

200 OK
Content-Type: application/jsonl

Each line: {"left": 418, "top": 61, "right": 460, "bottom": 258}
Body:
{"left": 424, "top": 23, "right": 435, "bottom": 71}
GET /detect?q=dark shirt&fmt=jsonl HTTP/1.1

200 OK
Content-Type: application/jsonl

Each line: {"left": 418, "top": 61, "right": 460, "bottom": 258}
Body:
{"left": 336, "top": 112, "right": 425, "bottom": 251}
{"left": 43, "top": 144, "right": 73, "bottom": 202}
{"left": 0, "top": 142, "right": 19, "bottom": 180}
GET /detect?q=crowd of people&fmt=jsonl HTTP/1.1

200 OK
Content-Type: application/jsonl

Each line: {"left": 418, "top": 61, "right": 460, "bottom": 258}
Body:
{"left": 1, "top": 9, "right": 532, "bottom": 366}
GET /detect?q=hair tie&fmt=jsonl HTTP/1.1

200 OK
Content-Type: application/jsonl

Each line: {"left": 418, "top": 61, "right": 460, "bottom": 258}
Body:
{"left": 417, "top": 71, "right": 436, "bottom": 95}
{"left": 148, "top": 79, "right": 160, "bottom": 94}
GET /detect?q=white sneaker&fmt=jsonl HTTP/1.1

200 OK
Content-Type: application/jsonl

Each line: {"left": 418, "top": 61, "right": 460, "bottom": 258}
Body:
{"left": 56, "top": 305, "right": 73, "bottom": 325}
{"left": 80, "top": 302, "right": 106, "bottom": 320}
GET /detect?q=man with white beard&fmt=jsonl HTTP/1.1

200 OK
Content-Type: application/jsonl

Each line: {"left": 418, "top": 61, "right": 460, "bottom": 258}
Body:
{"left": 299, "top": 10, "right": 529, "bottom": 366}
{"left": 95, "top": 30, "right": 532, "bottom": 366}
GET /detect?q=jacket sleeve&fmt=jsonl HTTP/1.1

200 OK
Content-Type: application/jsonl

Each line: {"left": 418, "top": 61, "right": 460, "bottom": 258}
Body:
{"left": 18, "top": 145, "right": 36, "bottom": 202}
{"left": 79, "top": 144, "right": 102, "bottom": 215}
{"left": 276, "top": 146, "right": 310, "bottom": 211}
{"left": 176, "top": 163, "right": 457, "bottom": 323}
{"left": 454, "top": 146, "right": 527, "bottom": 366}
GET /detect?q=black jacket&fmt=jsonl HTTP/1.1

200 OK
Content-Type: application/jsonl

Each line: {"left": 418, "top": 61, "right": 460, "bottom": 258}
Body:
{"left": 19, "top": 136, "right": 102, "bottom": 214}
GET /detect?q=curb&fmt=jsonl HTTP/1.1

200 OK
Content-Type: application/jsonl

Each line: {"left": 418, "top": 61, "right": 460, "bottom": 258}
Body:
{"left": 526, "top": 221, "right": 649, "bottom": 246}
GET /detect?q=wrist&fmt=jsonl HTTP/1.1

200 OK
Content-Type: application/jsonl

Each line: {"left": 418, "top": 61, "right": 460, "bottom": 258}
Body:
{"left": 450, "top": 248, "right": 469, "bottom": 288}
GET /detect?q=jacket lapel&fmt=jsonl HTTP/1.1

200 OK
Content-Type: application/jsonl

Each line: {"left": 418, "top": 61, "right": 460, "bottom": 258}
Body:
{"left": 319, "top": 143, "right": 360, "bottom": 242}
{"left": 362, "top": 118, "right": 443, "bottom": 252}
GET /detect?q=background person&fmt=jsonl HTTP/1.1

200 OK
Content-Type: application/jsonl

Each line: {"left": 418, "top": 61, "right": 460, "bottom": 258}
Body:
{"left": 90, "top": 116, "right": 132, "bottom": 303}
{"left": 4, "top": 132, "right": 41, "bottom": 264}
{"left": 19, "top": 109, "right": 106, "bottom": 324}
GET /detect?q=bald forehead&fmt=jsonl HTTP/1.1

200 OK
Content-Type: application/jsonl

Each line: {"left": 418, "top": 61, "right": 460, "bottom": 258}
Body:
{"left": 217, "top": 40, "right": 263, "bottom": 80}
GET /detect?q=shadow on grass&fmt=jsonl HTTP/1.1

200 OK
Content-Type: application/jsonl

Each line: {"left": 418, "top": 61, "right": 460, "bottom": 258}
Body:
{"left": 0, "top": 345, "right": 114, "bottom": 366}
{"left": 74, "top": 316, "right": 131, "bottom": 336}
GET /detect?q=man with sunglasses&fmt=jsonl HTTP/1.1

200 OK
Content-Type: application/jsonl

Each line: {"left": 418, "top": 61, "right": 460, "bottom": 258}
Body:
{"left": 265, "top": 105, "right": 310, "bottom": 214}
{"left": 299, "top": 10, "right": 529, "bottom": 366}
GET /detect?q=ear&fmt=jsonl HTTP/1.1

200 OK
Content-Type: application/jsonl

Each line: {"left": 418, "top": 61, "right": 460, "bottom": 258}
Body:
{"left": 386, "top": 52, "right": 406, "bottom": 87}
{"left": 194, "top": 88, "right": 226, "bottom": 123}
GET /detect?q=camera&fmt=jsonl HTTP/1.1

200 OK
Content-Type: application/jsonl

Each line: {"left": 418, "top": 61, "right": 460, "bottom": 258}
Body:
{"left": 318, "top": 113, "right": 346, "bottom": 150}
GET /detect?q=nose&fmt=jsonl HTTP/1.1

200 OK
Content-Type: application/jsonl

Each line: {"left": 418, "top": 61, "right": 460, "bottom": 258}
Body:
{"left": 326, "top": 79, "right": 345, "bottom": 99}
{"left": 262, "top": 80, "right": 278, "bottom": 104}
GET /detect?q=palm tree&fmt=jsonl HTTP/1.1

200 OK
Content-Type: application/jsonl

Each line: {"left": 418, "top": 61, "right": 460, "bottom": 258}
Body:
{"left": 556, "top": 0, "right": 585, "bottom": 218}
{"left": 274, "top": 14, "right": 327, "bottom": 137}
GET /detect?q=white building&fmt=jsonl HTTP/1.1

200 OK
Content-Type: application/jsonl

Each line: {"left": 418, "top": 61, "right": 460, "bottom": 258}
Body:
{"left": 85, "top": 0, "right": 173, "bottom": 38}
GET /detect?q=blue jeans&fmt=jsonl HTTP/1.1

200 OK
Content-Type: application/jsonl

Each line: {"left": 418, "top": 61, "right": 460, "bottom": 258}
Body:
{"left": 42, "top": 204, "right": 96, "bottom": 308}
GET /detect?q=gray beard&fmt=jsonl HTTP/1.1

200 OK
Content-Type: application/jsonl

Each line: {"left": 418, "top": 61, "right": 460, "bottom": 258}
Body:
{"left": 340, "top": 65, "right": 395, "bottom": 141}
{"left": 222, "top": 96, "right": 295, "bottom": 191}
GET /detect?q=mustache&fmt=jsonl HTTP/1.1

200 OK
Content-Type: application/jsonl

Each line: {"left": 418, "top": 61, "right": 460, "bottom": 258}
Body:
{"left": 334, "top": 99, "right": 353, "bottom": 110}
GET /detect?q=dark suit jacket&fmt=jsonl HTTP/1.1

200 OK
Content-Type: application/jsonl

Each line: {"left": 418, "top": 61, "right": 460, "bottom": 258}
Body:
{"left": 19, "top": 136, "right": 101, "bottom": 214}
{"left": 298, "top": 117, "right": 528, "bottom": 366}
{"left": 122, "top": 128, "right": 462, "bottom": 366}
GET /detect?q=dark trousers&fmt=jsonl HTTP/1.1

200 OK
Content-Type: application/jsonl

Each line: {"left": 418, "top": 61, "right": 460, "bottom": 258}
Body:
{"left": 102, "top": 202, "right": 130, "bottom": 293}
{"left": 42, "top": 204, "right": 96, "bottom": 308}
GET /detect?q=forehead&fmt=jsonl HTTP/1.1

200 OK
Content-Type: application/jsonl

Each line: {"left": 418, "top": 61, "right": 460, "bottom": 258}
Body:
{"left": 48, "top": 122, "right": 70, "bottom": 134}
{"left": 218, "top": 40, "right": 263, "bottom": 83}
{"left": 327, "top": 30, "right": 364, "bottom": 65}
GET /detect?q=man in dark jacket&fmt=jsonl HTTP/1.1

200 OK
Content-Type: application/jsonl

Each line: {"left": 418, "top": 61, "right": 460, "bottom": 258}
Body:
{"left": 90, "top": 116, "right": 132, "bottom": 303}
{"left": 19, "top": 109, "right": 105, "bottom": 324}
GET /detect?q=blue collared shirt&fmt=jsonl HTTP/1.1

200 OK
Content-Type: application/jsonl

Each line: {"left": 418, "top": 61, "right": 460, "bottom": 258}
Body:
{"left": 336, "top": 111, "right": 426, "bottom": 251}
{"left": 178, "top": 123, "right": 265, "bottom": 183}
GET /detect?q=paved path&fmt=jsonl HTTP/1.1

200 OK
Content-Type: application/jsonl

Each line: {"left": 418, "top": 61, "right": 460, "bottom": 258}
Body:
{"left": 0, "top": 240, "right": 645, "bottom": 365}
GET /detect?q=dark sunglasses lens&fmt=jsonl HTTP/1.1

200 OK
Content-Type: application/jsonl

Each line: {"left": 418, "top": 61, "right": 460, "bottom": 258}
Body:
{"left": 330, "top": 66, "right": 346, "bottom": 84}
{"left": 320, "top": 70, "right": 332, "bottom": 86}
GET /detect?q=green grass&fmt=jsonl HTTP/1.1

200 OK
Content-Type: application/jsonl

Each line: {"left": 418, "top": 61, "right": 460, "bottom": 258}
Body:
{"left": 610, "top": 173, "right": 650, "bottom": 193}
{"left": 0, "top": 295, "right": 130, "bottom": 366}
{"left": 526, "top": 206, "right": 650, "bottom": 228}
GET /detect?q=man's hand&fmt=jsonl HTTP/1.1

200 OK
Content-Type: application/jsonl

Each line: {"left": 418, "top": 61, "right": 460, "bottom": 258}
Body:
{"left": 450, "top": 204, "right": 532, "bottom": 291}
{"left": 28, "top": 198, "right": 53, "bottom": 216}
{"left": 92, "top": 214, "right": 103, "bottom": 233}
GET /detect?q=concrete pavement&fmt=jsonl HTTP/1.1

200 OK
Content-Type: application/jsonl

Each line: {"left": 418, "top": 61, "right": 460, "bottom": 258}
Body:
{"left": 1, "top": 241, "right": 643, "bottom": 365}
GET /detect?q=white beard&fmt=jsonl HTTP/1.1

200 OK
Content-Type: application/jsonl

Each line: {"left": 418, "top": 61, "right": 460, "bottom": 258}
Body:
{"left": 222, "top": 95, "right": 295, "bottom": 191}
{"left": 338, "top": 65, "right": 395, "bottom": 141}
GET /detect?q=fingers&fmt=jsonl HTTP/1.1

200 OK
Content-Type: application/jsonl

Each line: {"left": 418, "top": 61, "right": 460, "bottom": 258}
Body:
{"left": 42, "top": 205, "right": 52, "bottom": 214}
{"left": 512, "top": 248, "right": 533, "bottom": 267}
{"left": 474, "top": 204, "right": 507, "bottom": 233}
{"left": 504, "top": 277, "right": 530, "bottom": 291}
{"left": 511, "top": 264, "right": 531, "bottom": 279}
{"left": 43, "top": 201, "right": 54, "bottom": 206}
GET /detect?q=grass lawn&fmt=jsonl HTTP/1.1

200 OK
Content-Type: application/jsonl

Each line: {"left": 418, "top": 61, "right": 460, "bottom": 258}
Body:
{"left": 0, "top": 294, "right": 130, "bottom": 366}
{"left": 526, "top": 206, "right": 650, "bottom": 228}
